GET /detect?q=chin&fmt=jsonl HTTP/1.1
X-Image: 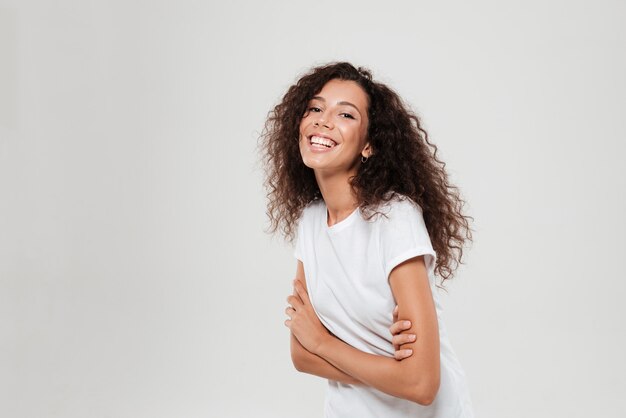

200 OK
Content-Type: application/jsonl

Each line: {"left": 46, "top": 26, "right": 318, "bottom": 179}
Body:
{"left": 301, "top": 157, "right": 323, "bottom": 170}
{"left": 299, "top": 150, "right": 320, "bottom": 169}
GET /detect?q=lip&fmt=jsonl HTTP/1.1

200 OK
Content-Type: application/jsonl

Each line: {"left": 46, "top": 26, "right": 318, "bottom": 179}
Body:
{"left": 307, "top": 132, "right": 338, "bottom": 146}
{"left": 305, "top": 132, "right": 338, "bottom": 153}
{"left": 308, "top": 132, "right": 336, "bottom": 142}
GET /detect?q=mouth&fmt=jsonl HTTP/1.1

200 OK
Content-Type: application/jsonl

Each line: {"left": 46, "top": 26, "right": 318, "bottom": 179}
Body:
{"left": 308, "top": 134, "right": 338, "bottom": 149}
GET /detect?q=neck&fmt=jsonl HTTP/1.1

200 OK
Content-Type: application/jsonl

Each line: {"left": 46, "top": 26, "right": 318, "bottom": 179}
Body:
{"left": 314, "top": 169, "right": 359, "bottom": 227}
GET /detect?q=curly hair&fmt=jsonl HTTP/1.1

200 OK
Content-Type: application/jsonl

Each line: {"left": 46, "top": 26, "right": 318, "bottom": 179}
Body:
{"left": 258, "top": 61, "right": 473, "bottom": 286}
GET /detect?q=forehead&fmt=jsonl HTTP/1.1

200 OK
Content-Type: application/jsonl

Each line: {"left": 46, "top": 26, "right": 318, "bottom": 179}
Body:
{"left": 312, "top": 79, "right": 369, "bottom": 110}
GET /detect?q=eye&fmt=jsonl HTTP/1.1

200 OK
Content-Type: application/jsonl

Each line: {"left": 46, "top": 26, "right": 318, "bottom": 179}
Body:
{"left": 340, "top": 113, "right": 355, "bottom": 119}
{"left": 308, "top": 106, "right": 322, "bottom": 112}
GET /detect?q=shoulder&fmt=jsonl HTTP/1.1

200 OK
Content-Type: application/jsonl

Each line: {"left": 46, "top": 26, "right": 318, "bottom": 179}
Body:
{"left": 297, "top": 199, "right": 324, "bottom": 226}
{"left": 374, "top": 192, "right": 423, "bottom": 223}
{"left": 295, "top": 200, "right": 324, "bottom": 255}
{"left": 303, "top": 199, "right": 324, "bottom": 217}
{"left": 374, "top": 193, "right": 437, "bottom": 279}
{"left": 373, "top": 193, "right": 430, "bottom": 242}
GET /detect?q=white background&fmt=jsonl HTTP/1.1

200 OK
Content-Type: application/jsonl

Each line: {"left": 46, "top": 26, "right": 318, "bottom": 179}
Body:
{"left": 1, "top": 1, "right": 625, "bottom": 417}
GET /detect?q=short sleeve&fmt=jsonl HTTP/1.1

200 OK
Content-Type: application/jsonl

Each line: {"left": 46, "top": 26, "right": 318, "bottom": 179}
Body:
{"left": 378, "top": 197, "right": 437, "bottom": 281}
{"left": 293, "top": 214, "right": 304, "bottom": 262}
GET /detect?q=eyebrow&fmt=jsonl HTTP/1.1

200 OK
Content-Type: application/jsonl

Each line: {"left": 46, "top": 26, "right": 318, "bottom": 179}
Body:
{"left": 311, "top": 96, "right": 362, "bottom": 117}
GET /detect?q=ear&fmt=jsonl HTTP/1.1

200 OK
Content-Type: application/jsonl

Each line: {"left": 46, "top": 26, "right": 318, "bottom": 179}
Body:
{"left": 361, "top": 142, "right": 374, "bottom": 158}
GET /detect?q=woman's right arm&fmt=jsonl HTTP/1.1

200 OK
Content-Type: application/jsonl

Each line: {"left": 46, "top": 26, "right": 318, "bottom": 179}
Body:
{"left": 289, "top": 257, "right": 441, "bottom": 405}
{"left": 290, "top": 332, "right": 361, "bottom": 384}
{"left": 289, "top": 260, "right": 361, "bottom": 385}
{"left": 289, "top": 261, "right": 415, "bottom": 384}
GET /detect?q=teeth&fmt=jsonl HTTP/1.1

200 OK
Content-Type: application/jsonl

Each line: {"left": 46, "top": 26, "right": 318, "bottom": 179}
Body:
{"left": 310, "top": 135, "right": 336, "bottom": 148}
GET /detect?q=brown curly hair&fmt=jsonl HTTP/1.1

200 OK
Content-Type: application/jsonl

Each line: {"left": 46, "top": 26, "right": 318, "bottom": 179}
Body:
{"left": 258, "top": 61, "right": 473, "bottom": 286}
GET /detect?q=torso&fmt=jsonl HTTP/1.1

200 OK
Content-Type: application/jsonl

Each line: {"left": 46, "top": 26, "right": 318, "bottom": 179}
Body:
{"left": 295, "top": 195, "right": 474, "bottom": 418}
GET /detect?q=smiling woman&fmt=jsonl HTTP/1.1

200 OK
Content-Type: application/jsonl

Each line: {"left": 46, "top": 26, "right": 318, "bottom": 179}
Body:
{"left": 259, "top": 62, "right": 475, "bottom": 418}
{"left": 299, "top": 79, "right": 372, "bottom": 174}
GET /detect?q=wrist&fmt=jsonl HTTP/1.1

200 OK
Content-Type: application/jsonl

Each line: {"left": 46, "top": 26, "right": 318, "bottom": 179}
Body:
{"left": 313, "top": 333, "right": 335, "bottom": 357}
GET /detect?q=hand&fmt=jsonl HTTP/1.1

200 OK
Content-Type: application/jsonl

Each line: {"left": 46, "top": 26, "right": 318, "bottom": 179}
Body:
{"left": 284, "top": 279, "right": 331, "bottom": 354}
{"left": 389, "top": 304, "right": 416, "bottom": 360}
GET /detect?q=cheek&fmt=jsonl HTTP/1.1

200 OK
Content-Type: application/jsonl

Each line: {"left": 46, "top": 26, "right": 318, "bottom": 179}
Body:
{"left": 298, "top": 118, "right": 309, "bottom": 136}
{"left": 342, "top": 127, "right": 362, "bottom": 145}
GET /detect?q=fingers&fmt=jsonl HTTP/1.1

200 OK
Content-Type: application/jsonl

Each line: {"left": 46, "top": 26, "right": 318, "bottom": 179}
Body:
{"left": 394, "top": 349, "right": 413, "bottom": 361}
{"left": 285, "top": 280, "right": 309, "bottom": 331}
{"left": 392, "top": 332, "right": 416, "bottom": 347}
{"left": 293, "top": 279, "right": 311, "bottom": 304}
{"left": 389, "top": 320, "right": 412, "bottom": 336}
{"left": 389, "top": 319, "right": 415, "bottom": 358}
{"left": 284, "top": 306, "right": 295, "bottom": 330}
{"left": 285, "top": 285, "right": 304, "bottom": 329}
{"left": 286, "top": 294, "right": 303, "bottom": 309}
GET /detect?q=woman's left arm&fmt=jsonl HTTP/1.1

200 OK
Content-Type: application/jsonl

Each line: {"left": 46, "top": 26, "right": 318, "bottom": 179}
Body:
{"left": 286, "top": 255, "right": 440, "bottom": 405}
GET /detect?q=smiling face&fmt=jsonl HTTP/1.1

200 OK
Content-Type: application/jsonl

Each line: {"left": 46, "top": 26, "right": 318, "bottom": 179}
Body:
{"left": 298, "top": 79, "right": 372, "bottom": 175}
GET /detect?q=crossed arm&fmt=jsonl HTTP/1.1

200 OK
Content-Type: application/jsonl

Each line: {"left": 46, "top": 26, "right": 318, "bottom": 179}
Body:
{"left": 285, "top": 257, "right": 441, "bottom": 405}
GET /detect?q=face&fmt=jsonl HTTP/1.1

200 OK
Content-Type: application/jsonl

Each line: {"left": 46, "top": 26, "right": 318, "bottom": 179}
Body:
{"left": 298, "top": 79, "right": 371, "bottom": 175}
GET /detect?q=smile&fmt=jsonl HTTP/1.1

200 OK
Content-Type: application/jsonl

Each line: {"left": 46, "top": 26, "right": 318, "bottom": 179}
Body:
{"left": 309, "top": 135, "right": 337, "bottom": 148}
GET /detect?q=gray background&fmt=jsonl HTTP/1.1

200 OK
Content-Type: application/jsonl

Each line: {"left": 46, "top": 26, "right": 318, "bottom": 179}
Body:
{"left": 1, "top": 1, "right": 625, "bottom": 417}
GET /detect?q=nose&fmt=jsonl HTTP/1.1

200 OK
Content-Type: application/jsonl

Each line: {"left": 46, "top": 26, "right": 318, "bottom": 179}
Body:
{"left": 314, "top": 112, "right": 333, "bottom": 129}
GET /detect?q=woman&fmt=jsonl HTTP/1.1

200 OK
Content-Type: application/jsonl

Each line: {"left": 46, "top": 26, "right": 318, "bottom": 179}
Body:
{"left": 260, "top": 62, "right": 474, "bottom": 417}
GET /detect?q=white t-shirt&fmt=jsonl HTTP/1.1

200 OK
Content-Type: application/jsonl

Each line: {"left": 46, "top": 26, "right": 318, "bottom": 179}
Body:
{"left": 294, "top": 193, "right": 474, "bottom": 418}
